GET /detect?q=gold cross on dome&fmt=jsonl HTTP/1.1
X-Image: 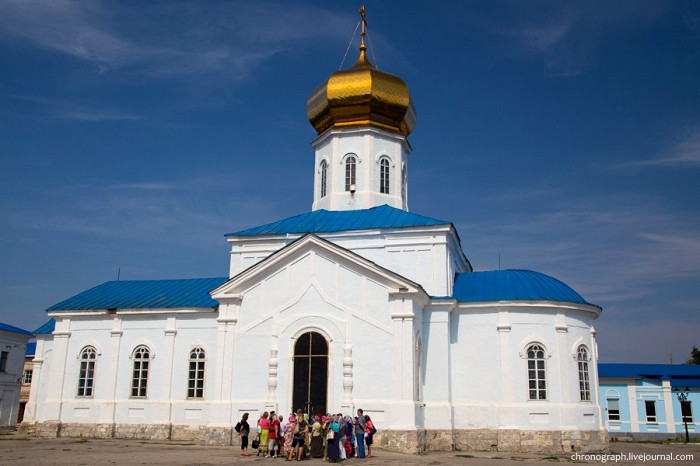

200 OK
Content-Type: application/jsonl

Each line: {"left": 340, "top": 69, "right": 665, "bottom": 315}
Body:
{"left": 359, "top": 5, "right": 367, "bottom": 45}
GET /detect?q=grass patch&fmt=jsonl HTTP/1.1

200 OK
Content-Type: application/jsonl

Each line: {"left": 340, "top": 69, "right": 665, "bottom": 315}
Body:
{"left": 71, "top": 439, "right": 89, "bottom": 443}
{"left": 455, "top": 454, "right": 475, "bottom": 458}
{"left": 541, "top": 457, "right": 560, "bottom": 461}
{"left": 0, "top": 437, "right": 30, "bottom": 441}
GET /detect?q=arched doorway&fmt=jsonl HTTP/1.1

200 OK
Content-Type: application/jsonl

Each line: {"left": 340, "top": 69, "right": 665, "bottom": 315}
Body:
{"left": 292, "top": 331, "right": 328, "bottom": 415}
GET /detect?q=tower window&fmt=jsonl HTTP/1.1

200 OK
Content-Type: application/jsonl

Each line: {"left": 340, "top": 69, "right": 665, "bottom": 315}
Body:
{"left": 187, "top": 347, "right": 206, "bottom": 399}
{"left": 527, "top": 344, "right": 547, "bottom": 400}
{"left": 77, "top": 346, "right": 96, "bottom": 397}
{"left": 131, "top": 345, "right": 151, "bottom": 398}
{"left": 320, "top": 160, "right": 327, "bottom": 198}
{"left": 380, "top": 158, "right": 390, "bottom": 194}
{"left": 345, "top": 156, "right": 356, "bottom": 192}
{"left": 577, "top": 345, "right": 591, "bottom": 401}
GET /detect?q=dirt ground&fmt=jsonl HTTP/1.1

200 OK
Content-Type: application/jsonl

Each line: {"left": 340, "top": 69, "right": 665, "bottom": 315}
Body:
{"left": 0, "top": 431, "right": 698, "bottom": 465}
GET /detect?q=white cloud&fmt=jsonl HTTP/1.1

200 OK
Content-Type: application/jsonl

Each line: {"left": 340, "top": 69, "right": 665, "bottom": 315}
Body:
{"left": 0, "top": 0, "right": 349, "bottom": 79}
{"left": 477, "top": 2, "right": 668, "bottom": 77}
{"left": 458, "top": 193, "right": 700, "bottom": 307}
{"left": 625, "top": 127, "right": 700, "bottom": 168}
{"left": 60, "top": 110, "right": 143, "bottom": 121}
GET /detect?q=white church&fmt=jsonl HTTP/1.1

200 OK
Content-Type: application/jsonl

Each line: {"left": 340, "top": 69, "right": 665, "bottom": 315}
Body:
{"left": 23, "top": 16, "right": 607, "bottom": 454}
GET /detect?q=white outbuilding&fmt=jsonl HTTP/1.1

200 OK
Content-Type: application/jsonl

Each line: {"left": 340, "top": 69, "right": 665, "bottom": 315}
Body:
{"left": 0, "top": 322, "right": 32, "bottom": 429}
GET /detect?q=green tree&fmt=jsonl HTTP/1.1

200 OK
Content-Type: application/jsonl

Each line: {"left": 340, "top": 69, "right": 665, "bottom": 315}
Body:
{"left": 686, "top": 346, "right": 700, "bottom": 365}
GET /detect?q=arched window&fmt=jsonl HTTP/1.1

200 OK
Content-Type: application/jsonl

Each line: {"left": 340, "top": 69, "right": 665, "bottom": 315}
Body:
{"left": 527, "top": 344, "right": 547, "bottom": 400}
{"left": 188, "top": 347, "right": 206, "bottom": 399}
{"left": 345, "top": 156, "right": 356, "bottom": 192}
{"left": 320, "top": 160, "right": 328, "bottom": 198}
{"left": 577, "top": 345, "right": 591, "bottom": 401}
{"left": 77, "top": 346, "right": 96, "bottom": 397}
{"left": 131, "top": 345, "right": 151, "bottom": 398}
{"left": 379, "top": 158, "right": 390, "bottom": 194}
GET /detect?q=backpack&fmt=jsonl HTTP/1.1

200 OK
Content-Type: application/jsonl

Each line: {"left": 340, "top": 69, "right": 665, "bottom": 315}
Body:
{"left": 369, "top": 423, "right": 377, "bottom": 435}
{"left": 234, "top": 422, "right": 241, "bottom": 433}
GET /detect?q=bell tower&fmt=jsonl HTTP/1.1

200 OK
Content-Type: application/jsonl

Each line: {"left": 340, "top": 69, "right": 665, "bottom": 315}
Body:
{"left": 306, "top": 7, "right": 416, "bottom": 212}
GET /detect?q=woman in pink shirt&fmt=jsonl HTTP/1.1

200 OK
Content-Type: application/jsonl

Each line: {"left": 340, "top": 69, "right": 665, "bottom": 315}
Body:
{"left": 257, "top": 411, "right": 271, "bottom": 456}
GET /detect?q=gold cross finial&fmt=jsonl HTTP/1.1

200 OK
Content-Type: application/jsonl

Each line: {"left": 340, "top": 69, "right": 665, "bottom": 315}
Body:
{"left": 359, "top": 5, "right": 367, "bottom": 50}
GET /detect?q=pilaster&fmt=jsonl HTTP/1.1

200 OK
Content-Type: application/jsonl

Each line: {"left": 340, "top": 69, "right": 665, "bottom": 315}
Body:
{"left": 107, "top": 316, "right": 123, "bottom": 425}
{"left": 555, "top": 313, "right": 570, "bottom": 405}
{"left": 212, "top": 298, "right": 239, "bottom": 425}
{"left": 497, "top": 311, "right": 515, "bottom": 428}
{"left": 45, "top": 317, "right": 71, "bottom": 421}
{"left": 163, "top": 317, "right": 177, "bottom": 423}
{"left": 389, "top": 291, "right": 418, "bottom": 429}
{"left": 662, "top": 379, "right": 675, "bottom": 433}
{"left": 24, "top": 339, "right": 45, "bottom": 422}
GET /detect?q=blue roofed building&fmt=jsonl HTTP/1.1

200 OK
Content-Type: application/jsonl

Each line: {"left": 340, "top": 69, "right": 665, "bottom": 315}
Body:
{"left": 24, "top": 10, "right": 606, "bottom": 455}
{"left": 598, "top": 363, "right": 699, "bottom": 441}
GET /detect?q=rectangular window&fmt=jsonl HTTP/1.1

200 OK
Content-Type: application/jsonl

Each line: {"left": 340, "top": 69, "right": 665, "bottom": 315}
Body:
{"left": 131, "top": 360, "right": 149, "bottom": 398}
{"left": 0, "top": 351, "right": 8, "bottom": 372}
{"left": 187, "top": 360, "right": 205, "bottom": 398}
{"left": 681, "top": 401, "right": 693, "bottom": 423}
{"left": 607, "top": 398, "right": 620, "bottom": 421}
{"left": 528, "top": 358, "right": 546, "bottom": 400}
{"left": 645, "top": 400, "right": 657, "bottom": 423}
{"left": 77, "top": 360, "right": 95, "bottom": 397}
{"left": 23, "top": 369, "right": 32, "bottom": 385}
{"left": 578, "top": 359, "right": 591, "bottom": 401}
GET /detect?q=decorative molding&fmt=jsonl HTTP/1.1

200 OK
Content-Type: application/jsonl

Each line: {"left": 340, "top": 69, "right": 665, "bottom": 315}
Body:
{"left": 342, "top": 344, "right": 353, "bottom": 404}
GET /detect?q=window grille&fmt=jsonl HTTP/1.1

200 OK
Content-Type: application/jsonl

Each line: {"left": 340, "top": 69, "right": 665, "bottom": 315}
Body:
{"left": 380, "top": 158, "right": 390, "bottom": 194}
{"left": 187, "top": 347, "right": 206, "bottom": 399}
{"left": 577, "top": 346, "right": 591, "bottom": 401}
{"left": 77, "top": 346, "right": 96, "bottom": 397}
{"left": 131, "top": 346, "right": 150, "bottom": 398}
{"left": 527, "top": 344, "right": 547, "bottom": 400}
{"left": 345, "top": 156, "right": 356, "bottom": 191}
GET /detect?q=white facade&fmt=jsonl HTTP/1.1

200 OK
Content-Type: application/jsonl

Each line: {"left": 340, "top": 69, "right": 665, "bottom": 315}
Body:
{"left": 25, "top": 230, "right": 606, "bottom": 452}
{"left": 23, "top": 45, "right": 607, "bottom": 452}
{"left": 0, "top": 327, "right": 31, "bottom": 428}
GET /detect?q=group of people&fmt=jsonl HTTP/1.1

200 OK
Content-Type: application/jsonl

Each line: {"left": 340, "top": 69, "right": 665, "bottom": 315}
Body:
{"left": 235, "top": 408, "right": 376, "bottom": 462}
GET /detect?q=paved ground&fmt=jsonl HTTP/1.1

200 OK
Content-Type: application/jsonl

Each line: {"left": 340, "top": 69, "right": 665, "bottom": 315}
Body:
{"left": 0, "top": 432, "right": 698, "bottom": 465}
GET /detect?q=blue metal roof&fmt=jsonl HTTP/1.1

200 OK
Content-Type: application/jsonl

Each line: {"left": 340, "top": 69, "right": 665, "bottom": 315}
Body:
{"left": 449, "top": 269, "right": 591, "bottom": 305}
{"left": 599, "top": 363, "right": 700, "bottom": 388}
{"left": 227, "top": 205, "right": 450, "bottom": 236}
{"left": 0, "top": 322, "right": 32, "bottom": 335}
{"left": 34, "top": 318, "right": 55, "bottom": 335}
{"left": 26, "top": 341, "right": 36, "bottom": 356}
{"left": 47, "top": 277, "right": 229, "bottom": 311}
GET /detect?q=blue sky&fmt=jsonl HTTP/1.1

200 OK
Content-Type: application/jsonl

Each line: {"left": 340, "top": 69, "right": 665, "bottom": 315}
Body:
{"left": 1, "top": 1, "right": 698, "bottom": 363}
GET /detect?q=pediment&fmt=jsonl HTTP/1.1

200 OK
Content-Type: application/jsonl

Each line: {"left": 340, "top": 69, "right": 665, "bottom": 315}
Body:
{"left": 211, "top": 233, "right": 425, "bottom": 301}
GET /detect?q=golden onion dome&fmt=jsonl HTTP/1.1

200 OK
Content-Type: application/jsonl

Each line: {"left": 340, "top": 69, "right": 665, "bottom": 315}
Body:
{"left": 306, "top": 43, "right": 416, "bottom": 137}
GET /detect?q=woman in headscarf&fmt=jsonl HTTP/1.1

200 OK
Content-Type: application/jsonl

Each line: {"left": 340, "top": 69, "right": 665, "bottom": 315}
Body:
{"left": 337, "top": 413, "right": 347, "bottom": 460}
{"left": 325, "top": 414, "right": 341, "bottom": 463}
{"left": 283, "top": 414, "right": 295, "bottom": 460}
{"left": 309, "top": 414, "right": 324, "bottom": 457}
